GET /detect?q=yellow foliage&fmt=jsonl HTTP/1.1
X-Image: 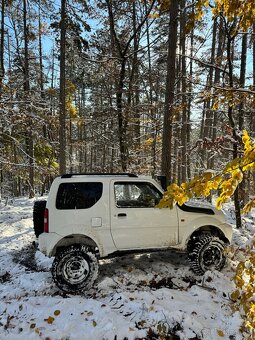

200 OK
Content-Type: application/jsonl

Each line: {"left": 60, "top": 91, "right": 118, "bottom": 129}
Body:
{"left": 235, "top": 275, "right": 245, "bottom": 289}
{"left": 224, "top": 158, "right": 241, "bottom": 173}
{"left": 232, "top": 244, "right": 255, "bottom": 336}
{"left": 212, "top": 175, "right": 222, "bottom": 189}
{"left": 144, "top": 138, "right": 154, "bottom": 146}
{"left": 47, "top": 87, "right": 57, "bottom": 97}
{"left": 65, "top": 79, "right": 76, "bottom": 95}
{"left": 156, "top": 0, "right": 171, "bottom": 12}
{"left": 46, "top": 316, "right": 54, "bottom": 324}
{"left": 232, "top": 169, "right": 243, "bottom": 183}
{"left": 158, "top": 130, "right": 255, "bottom": 213}
{"left": 217, "top": 330, "right": 225, "bottom": 337}
{"left": 34, "top": 142, "right": 58, "bottom": 172}
{"left": 242, "top": 130, "right": 250, "bottom": 145}
{"left": 216, "top": 196, "right": 227, "bottom": 210}
{"left": 243, "top": 199, "right": 255, "bottom": 214}
{"left": 66, "top": 101, "right": 78, "bottom": 118}
{"left": 192, "top": 0, "right": 255, "bottom": 33}
{"left": 65, "top": 79, "right": 78, "bottom": 118}
{"left": 230, "top": 289, "right": 240, "bottom": 301}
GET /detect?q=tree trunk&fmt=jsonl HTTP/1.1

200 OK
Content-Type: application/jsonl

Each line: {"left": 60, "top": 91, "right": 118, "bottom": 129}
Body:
{"left": 200, "top": 19, "right": 217, "bottom": 168}
{"left": 116, "top": 57, "right": 128, "bottom": 171}
{"left": 106, "top": 0, "right": 128, "bottom": 171}
{"left": 226, "top": 30, "right": 242, "bottom": 229}
{"left": 106, "top": 0, "right": 156, "bottom": 171}
{"left": 0, "top": 0, "right": 4, "bottom": 198}
{"left": 238, "top": 32, "right": 248, "bottom": 206}
{"left": 238, "top": 33, "right": 247, "bottom": 131}
{"left": 144, "top": 0, "right": 157, "bottom": 175}
{"left": 131, "top": 1, "right": 140, "bottom": 144}
{"left": 187, "top": 13, "right": 194, "bottom": 181}
{"left": 180, "top": 0, "right": 187, "bottom": 183}
{"left": 38, "top": 0, "right": 44, "bottom": 98}
{"left": 253, "top": 24, "right": 255, "bottom": 101}
{"left": 0, "top": 0, "right": 4, "bottom": 95}
{"left": 209, "top": 16, "right": 225, "bottom": 170}
{"left": 161, "top": 0, "right": 178, "bottom": 183}
{"left": 252, "top": 25, "right": 255, "bottom": 195}
{"left": 59, "top": 0, "right": 67, "bottom": 174}
{"left": 23, "top": 0, "right": 34, "bottom": 198}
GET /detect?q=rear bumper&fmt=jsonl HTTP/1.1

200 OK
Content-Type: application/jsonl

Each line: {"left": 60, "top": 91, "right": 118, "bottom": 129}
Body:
{"left": 38, "top": 232, "right": 62, "bottom": 256}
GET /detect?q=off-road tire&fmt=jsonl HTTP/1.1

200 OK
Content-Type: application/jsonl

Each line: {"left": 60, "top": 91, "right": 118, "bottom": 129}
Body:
{"left": 188, "top": 234, "right": 226, "bottom": 275}
{"left": 52, "top": 245, "right": 98, "bottom": 294}
{"left": 33, "top": 200, "right": 47, "bottom": 238}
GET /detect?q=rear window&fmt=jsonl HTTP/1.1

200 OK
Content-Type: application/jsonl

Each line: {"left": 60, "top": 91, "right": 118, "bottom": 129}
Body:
{"left": 56, "top": 182, "right": 103, "bottom": 210}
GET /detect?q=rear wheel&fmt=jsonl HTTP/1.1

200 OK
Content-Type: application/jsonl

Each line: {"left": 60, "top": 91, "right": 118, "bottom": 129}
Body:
{"left": 52, "top": 245, "right": 98, "bottom": 294}
{"left": 188, "top": 234, "right": 226, "bottom": 275}
{"left": 33, "top": 200, "right": 47, "bottom": 237}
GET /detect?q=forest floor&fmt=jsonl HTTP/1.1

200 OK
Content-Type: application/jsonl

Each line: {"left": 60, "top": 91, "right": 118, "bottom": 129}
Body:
{"left": 0, "top": 197, "right": 254, "bottom": 340}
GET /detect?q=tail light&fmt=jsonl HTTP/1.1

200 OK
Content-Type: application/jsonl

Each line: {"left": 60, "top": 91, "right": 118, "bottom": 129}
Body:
{"left": 44, "top": 208, "right": 49, "bottom": 233}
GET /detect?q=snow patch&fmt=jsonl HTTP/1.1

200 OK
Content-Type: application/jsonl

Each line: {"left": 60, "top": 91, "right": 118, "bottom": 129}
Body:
{"left": 0, "top": 197, "right": 251, "bottom": 339}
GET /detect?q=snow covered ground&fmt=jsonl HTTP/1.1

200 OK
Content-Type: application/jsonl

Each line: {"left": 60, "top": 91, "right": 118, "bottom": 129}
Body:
{"left": 0, "top": 197, "right": 254, "bottom": 339}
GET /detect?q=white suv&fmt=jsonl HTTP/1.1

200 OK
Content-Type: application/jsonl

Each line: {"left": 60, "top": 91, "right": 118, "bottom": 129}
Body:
{"left": 36, "top": 173, "right": 232, "bottom": 294}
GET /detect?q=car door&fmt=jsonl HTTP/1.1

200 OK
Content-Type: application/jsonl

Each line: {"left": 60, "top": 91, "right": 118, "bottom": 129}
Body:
{"left": 110, "top": 180, "right": 179, "bottom": 250}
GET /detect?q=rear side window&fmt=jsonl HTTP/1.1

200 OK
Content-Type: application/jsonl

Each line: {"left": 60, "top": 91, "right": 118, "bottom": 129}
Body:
{"left": 56, "top": 182, "right": 103, "bottom": 210}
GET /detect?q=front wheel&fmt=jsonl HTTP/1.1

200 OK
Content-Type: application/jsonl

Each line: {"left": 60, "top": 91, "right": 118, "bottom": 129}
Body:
{"left": 52, "top": 245, "right": 98, "bottom": 294}
{"left": 188, "top": 234, "right": 227, "bottom": 275}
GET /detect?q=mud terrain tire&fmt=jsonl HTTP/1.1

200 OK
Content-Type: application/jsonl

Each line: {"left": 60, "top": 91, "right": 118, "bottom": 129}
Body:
{"left": 188, "top": 234, "right": 226, "bottom": 275}
{"left": 33, "top": 200, "right": 47, "bottom": 238}
{"left": 52, "top": 245, "right": 98, "bottom": 294}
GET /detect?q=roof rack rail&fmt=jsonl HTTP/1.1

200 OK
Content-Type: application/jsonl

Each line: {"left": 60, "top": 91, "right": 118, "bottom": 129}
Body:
{"left": 61, "top": 173, "right": 138, "bottom": 179}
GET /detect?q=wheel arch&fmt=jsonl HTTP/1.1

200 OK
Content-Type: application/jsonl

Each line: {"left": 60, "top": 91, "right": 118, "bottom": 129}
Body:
{"left": 186, "top": 225, "right": 230, "bottom": 251}
{"left": 51, "top": 234, "right": 100, "bottom": 256}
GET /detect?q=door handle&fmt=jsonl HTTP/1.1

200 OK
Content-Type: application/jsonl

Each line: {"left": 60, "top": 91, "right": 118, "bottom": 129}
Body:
{"left": 118, "top": 213, "right": 127, "bottom": 217}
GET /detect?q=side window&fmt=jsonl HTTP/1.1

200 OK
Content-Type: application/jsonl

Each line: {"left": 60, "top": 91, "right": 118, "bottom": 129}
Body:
{"left": 56, "top": 182, "right": 103, "bottom": 210}
{"left": 114, "top": 182, "right": 162, "bottom": 208}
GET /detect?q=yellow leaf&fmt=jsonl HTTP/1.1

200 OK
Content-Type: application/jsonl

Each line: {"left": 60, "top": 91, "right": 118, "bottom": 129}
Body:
{"left": 54, "top": 310, "right": 61, "bottom": 316}
{"left": 242, "top": 130, "right": 250, "bottom": 145}
{"left": 224, "top": 158, "right": 241, "bottom": 173}
{"left": 47, "top": 87, "right": 57, "bottom": 97}
{"left": 217, "top": 329, "right": 224, "bottom": 337}
{"left": 92, "top": 320, "right": 97, "bottom": 327}
{"left": 203, "top": 172, "right": 213, "bottom": 180}
{"left": 216, "top": 197, "right": 223, "bottom": 210}
{"left": 230, "top": 290, "right": 240, "bottom": 301}
{"left": 242, "top": 199, "right": 255, "bottom": 214}
{"left": 235, "top": 276, "right": 245, "bottom": 289}
{"left": 232, "top": 169, "right": 243, "bottom": 183}
{"left": 46, "top": 316, "right": 55, "bottom": 324}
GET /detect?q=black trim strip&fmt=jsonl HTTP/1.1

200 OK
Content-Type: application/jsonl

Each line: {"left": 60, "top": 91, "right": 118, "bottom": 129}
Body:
{"left": 177, "top": 203, "right": 215, "bottom": 215}
{"left": 61, "top": 173, "right": 138, "bottom": 179}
